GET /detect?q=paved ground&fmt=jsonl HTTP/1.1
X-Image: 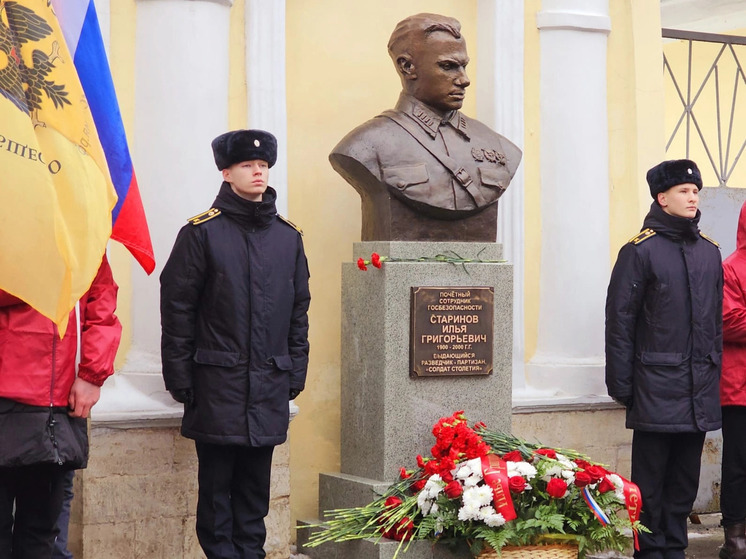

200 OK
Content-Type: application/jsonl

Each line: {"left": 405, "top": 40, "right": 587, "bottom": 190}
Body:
{"left": 685, "top": 513, "right": 724, "bottom": 558}
{"left": 291, "top": 513, "right": 726, "bottom": 558}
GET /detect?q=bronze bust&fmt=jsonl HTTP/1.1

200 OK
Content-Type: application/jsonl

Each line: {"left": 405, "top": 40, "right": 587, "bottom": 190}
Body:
{"left": 330, "top": 13, "right": 522, "bottom": 242}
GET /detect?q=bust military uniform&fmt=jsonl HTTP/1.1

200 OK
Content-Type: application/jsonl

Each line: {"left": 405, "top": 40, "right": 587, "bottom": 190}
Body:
{"left": 330, "top": 93, "right": 522, "bottom": 241}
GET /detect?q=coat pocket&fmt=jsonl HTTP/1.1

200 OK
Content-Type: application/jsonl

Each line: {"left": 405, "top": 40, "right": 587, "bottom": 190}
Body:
{"left": 636, "top": 351, "right": 691, "bottom": 400}
{"left": 383, "top": 164, "right": 429, "bottom": 191}
{"left": 640, "top": 351, "right": 686, "bottom": 366}
{"left": 193, "top": 348, "right": 241, "bottom": 367}
{"left": 188, "top": 349, "right": 247, "bottom": 437}
{"left": 271, "top": 354, "right": 293, "bottom": 371}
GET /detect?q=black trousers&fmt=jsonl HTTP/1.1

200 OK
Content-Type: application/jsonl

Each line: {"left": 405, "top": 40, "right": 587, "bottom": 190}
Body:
{"left": 195, "top": 442, "right": 275, "bottom": 559}
{"left": 631, "top": 430, "right": 706, "bottom": 559}
{"left": 0, "top": 464, "right": 67, "bottom": 559}
{"left": 721, "top": 406, "right": 746, "bottom": 525}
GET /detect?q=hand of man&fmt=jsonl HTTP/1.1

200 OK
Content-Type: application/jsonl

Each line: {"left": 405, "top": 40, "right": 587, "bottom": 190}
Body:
{"left": 68, "top": 377, "right": 102, "bottom": 418}
{"left": 170, "top": 388, "right": 194, "bottom": 407}
{"left": 289, "top": 388, "right": 301, "bottom": 401}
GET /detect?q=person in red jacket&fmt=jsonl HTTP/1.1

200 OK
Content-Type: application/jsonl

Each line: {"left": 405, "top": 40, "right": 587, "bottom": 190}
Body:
{"left": 721, "top": 200, "right": 746, "bottom": 559}
{"left": 0, "top": 255, "right": 122, "bottom": 558}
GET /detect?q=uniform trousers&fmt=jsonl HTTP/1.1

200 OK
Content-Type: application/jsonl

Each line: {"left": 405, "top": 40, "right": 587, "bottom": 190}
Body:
{"left": 0, "top": 463, "right": 67, "bottom": 559}
{"left": 51, "top": 470, "right": 75, "bottom": 559}
{"left": 631, "top": 430, "right": 706, "bottom": 559}
{"left": 195, "top": 442, "right": 274, "bottom": 559}
{"left": 721, "top": 406, "right": 746, "bottom": 525}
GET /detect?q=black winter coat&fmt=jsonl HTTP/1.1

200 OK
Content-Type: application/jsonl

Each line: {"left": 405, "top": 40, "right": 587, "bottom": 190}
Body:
{"left": 161, "top": 184, "right": 310, "bottom": 447}
{"left": 605, "top": 203, "right": 722, "bottom": 433}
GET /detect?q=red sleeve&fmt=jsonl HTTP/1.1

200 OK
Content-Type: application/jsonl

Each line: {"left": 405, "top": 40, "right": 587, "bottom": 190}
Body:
{"left": 76, "top": 255, "right": 123, "bottom": 386}
{"left": 723, "top": 259, "right": 746, "bottom": 343}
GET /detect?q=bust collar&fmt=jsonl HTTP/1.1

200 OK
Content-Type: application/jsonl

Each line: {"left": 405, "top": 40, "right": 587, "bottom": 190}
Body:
{"left": 393, "top": 94, "right": 470, "bottom": 140}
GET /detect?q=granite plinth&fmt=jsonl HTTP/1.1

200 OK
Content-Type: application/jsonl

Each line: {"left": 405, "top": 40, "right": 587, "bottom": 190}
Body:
{"left": 341, "top": 242, "right": 513, "bottom": 481}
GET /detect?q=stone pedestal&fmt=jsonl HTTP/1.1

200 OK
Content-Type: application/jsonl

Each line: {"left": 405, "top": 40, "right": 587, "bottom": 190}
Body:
{"left": 298, "top": 241, "right": 513, "bottom": 558}
{"left": 68, "top": 423, "right": 291, "bottom": 559}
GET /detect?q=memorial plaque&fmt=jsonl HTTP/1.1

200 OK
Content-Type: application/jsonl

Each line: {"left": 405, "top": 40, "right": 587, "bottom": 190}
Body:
{"left": 410, "top": 286, "right": 494, "bottom": 377}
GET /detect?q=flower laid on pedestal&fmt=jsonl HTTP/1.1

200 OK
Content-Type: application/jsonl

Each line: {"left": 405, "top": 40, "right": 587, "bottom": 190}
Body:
{"left": 356, "top": 251, "right": 505, "bottom": 271}
{"left": 304, "top": 411, "right": 647, "bottom": 558}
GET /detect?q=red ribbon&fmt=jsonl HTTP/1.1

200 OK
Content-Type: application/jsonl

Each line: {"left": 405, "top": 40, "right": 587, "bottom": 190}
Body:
{"left": 481, "top": 454, "right": 517, "bottom": 521}
{"left": 620, "top": 476, "right": 643, "bottom": 551}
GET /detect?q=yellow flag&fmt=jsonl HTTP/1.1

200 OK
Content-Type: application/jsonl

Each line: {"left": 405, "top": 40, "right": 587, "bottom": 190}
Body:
{"left": 0, "top": 0, "right": 117, "bottom": 334}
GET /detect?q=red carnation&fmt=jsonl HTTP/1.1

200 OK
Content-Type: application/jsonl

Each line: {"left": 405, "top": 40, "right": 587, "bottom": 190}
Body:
{"left": 574, "top": 471, "right": 593, "bottom": 488}
{"left": 444, "top": 480, "right": 463, "bottom": 499}
{"left": 534, "top": 448, "right": 557, "bottom": 460}
{"left": 585, "top": 465, "right": 608, "bottom": 483}
{"left": 399, "top": 467, "right": 411, "bottom": 480}
{"left": 357, "top": 258, "right": 368, "bottom": 271}
{"left": 393, "top": 517, "right": 414, "bottom": 541}
{"left": 384, "top": 496, "right": 403, "bottom": 509}
{"left": 411, "top": 479, "right": 426, "bottom": 492}
{"left": 502, "top": 450, "right": 523, "bottom": 462}
{"left": 575, "top": 459, "right": 592, "bottom": 470}
{"left": 546, "top": 478, "right": 568, "bottom": 498}
{"left": 371, "top": 252, "right": 383, "bottom": 268}
{"left": 598, "top": 476, "right": 616, "bottom": 494}
{"left": 508, "top": 475, "right": 527, "bottom": 493}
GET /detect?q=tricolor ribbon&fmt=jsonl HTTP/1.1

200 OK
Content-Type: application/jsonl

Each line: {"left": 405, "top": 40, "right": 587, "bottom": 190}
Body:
{"left": 582, "top": 476, "right": 643, "bottom": 552}
{"left": 581, "top": 486, "right": 611, "bottom": 525}
{"left": 481, "top": 454, "right": 517, "bottom": 521}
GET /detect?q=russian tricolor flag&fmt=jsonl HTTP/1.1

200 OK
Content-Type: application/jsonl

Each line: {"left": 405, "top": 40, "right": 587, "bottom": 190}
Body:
{"left": 52, "top": 0, "right": 155, "bottom": 275}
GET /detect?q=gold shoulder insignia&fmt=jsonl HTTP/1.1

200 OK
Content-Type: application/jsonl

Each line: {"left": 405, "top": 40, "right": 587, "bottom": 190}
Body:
{"left": 278, "top": 214, "right": 303, "bottom": 235}
{"left": 700, "top": 232, "right": 720, "bottom": 247}
{"left": 188, "top": 208, "right": 221, "bottom": 225}
{"left": 628, "top": 228, "right": 656, "bottom": 245}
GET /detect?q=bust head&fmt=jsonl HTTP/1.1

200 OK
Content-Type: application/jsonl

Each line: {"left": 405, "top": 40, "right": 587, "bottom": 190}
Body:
{"left": 387, "top": 13, "right": 470, "bottom": 115}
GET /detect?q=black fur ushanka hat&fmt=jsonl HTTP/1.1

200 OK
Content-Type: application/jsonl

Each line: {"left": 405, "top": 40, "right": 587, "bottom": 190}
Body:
{"left": 646, "top": 159, "right": 702, "bottom": 199}
{"left": 211, "top": 129, "right": 277, "bottom": 170}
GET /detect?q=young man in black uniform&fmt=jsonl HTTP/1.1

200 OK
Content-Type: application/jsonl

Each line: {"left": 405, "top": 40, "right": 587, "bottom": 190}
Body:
{"left": 605, "top": 159, "right": 722, "bottom": 559}
{"left": 160, "top": 129, "right": 311, "bottom": 559}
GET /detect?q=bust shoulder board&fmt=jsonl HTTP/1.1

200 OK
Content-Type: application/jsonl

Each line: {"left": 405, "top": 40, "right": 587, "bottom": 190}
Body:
{"left": 628, "top": 228, "right": 656, "bottom": 245}
{"left": 188, "top": 208, "right": 221, "bottom": 225}
{"left": 700, "top": 232, "right": 720, "bottom": 247}
{"left": 277, "top": 214, "right": 303, "bottom": 235}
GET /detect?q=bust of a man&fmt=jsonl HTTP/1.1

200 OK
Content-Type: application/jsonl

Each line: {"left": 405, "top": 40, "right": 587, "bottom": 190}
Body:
{"left": 330, "top": 13, "right": 522, "bottom": 242}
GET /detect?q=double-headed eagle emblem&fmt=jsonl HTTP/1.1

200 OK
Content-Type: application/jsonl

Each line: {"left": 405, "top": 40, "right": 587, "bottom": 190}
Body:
{"left": 0, "top": 1, "right": 70, "bottom": 126}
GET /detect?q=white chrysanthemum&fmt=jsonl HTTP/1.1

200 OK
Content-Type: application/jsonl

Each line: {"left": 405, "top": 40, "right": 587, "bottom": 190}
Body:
{"left": 541, "top": 464, "right": 563, "bottom": 481}
{"left": 455, "top": 458, "right": 484, "bottom": 482}
{"left": 607, "top": 473, "right": 623, "bottom": 489}
{"left": 561, "top": 470, "right": 576, "bottom": 484}
{"left": 507, "top": 461, "right": 538, "bottom": 479}
{"left": 607, "top": 473, "right": 626, "bottom": 502}
{"left": 417, "top": 491, "right": 433, "bottom": 515}
{"left": 422, "top": 475, "right": 444, "bottom": 499}
{"left": 558, "top": 459, "right": 575, "bottom": 471}
{"left": 462, "top": 485, "right": 493, "bottom": 509}
{"left": 458, "top": 501, "right": 481, "bottom": 521}
{"left": 479, "top": 506, "right": 506, "bottom": 527}
{"left": 464, "top": 475, "right": 482, "bottom": 488}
